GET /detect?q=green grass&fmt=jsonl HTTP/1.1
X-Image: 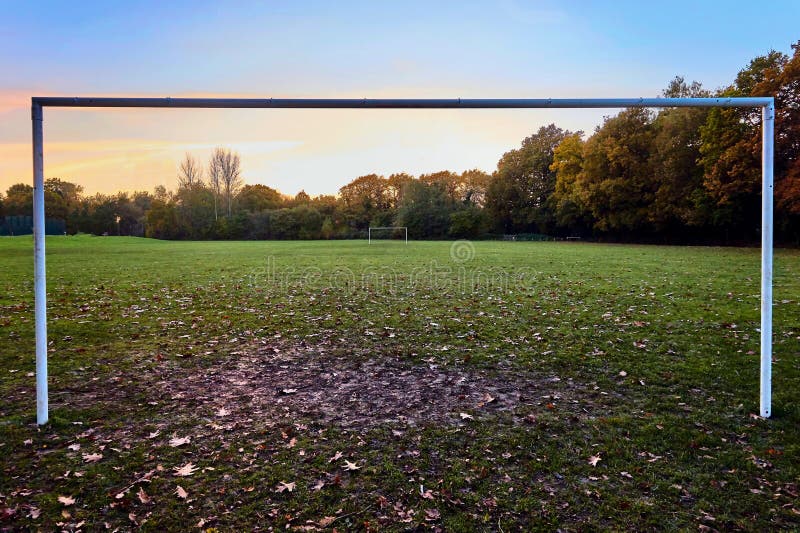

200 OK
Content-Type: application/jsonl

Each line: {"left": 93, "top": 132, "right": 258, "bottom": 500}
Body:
{"left": 1, "top": 235, "right": 799, "bottom": 530}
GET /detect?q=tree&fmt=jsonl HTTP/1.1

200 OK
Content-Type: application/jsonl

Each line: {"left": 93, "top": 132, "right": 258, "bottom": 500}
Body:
{"left": 394, "top": 181, "right": 454, "bottom": 239}
{"left": 293, "top": 190, "right": 311, "bottom": 205}
{"left": 338, "top": 174, "right": 390, "bottom": 229}
{"left": 4, "top": 184, "right": 33, "bottom": 216}
{"left": 219, "top": 148, "right": 243, "bottom": 217}
{"left": 386, "top": 173, "right": 414, "bottom": 208}
{"left": 550, "top": 133, "right": 591, "bottom": 234}
{"left": 449, "top": 205, "right": 487, "bottom": 238}
{"left": 486, "top": 124, "right": 574, "bottom": 234}
{"left": 699, "top": 49, "right": 791, "bottom": 240}
{"left": 237, "top": 184, "right": 284, "bottom": 212}
{"left": 460, "top": 169, "right": 492, "bottom": 207}
{"left": 648, "top": 78, "right": 712, "bottom": 234}
{"left": 208, "top": 150, "right": 223, "bottom": 220}
{"left": 419, "top": 171, "right": 463, "bottom": 203}
{"left": 579, "top": 109, "right": 655, "bottom": 235}
{"left": 178, "top": 153, "right": 204, "bottom": 188}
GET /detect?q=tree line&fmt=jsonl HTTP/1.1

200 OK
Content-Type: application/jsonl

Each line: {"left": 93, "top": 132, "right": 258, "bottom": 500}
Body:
{"left": 1, "top": 41, "right": 798, "bottom": 243}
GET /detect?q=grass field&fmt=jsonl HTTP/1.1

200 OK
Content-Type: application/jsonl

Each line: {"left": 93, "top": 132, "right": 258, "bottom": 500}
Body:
{"left": 1, "top": 236, "right": 800, "bottom": 531}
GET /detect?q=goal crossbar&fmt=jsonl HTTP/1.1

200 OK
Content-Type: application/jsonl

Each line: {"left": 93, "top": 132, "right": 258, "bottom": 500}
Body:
{"left": 30, "top": 96, "right": 775, "bottom": 424}
{"left": 368, "top": 226, "right": 407, "bottom": 244}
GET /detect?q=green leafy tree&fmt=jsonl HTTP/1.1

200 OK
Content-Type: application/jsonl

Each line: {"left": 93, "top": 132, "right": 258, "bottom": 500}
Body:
{"left": 550, "top": 134, "right": 591, "bottom": 234}
{"left": 580, "top": 109, "right": 655, "bottom": 235}
{"left": 237, "top": 184, "right": 284, "bottom": 212}
{"left": 486, "top": 124, "right": 574, "bottom": 234}
{"left": 394, "top": 180, "right": 454, "bottom": 239}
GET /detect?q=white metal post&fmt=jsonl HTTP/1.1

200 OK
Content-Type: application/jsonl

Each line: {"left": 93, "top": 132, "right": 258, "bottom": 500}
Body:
{"left": 760, "top": 101, "right": 774, "bottom": 418}
{"left": 32, "top": 103, "right": 48, "bottom": 425}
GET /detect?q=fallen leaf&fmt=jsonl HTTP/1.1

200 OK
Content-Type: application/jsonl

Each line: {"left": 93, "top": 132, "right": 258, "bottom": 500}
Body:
{"left": 419, "top": 485, "right": 434, "bottom": 499}
{"left": 288, "top": 437, "right": 297, "bottom": 448}
{"left": 216, "top": 407, "right": 230, "bottom": 417}
{"left": 311, "top": 479, "right": 326, "bottom": 491}
{"left": 459, "top": 412, "right": 474, "bottom": 420}
{"left": 619, "top": 370, "right": 628, "bottom": 377}
{"left": 588, "top": 455, "right": 601, "bottom": 467}
{"left": 329, "top": 451, "right": 343, "bottom": 463}
{"left": 137, "top": 487, "right": 151, "bottom": 504}
{"left": 169, "top": 436, "right": 191, "bottom": 447}
{"left": 176, "top": 485, "right": 188, "bottom": 499}
{"left": 147, "top": 431, "right": 160, "bottom": 439}
{"left": 281, "top": 388, "right": 298, "bottom": 395}
{"left": 343, "top": 460, "right": 360, "bottom": 471}
{"left": 275, "top": 481, "right": 296, "bottom": 493}
{"left": 57, "top": 496, "right": 75, "bottom": 506}
{"left": 173, "top": 462, "right": 197, "bottom": 477}
{"left": 424, "top": 508, "right": 441, "bottom": 521}
{"left": 318, "top": 516, "right": 336, "bottom": 527}
{"left": 82, "top": 452, "right": 103, "bottom": 463}
{"left": 67, "top": 443, "right": 81, "bottom": 451}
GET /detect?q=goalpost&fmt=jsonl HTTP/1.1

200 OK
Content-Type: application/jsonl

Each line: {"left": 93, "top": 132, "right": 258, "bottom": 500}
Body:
{"left": 368, "top": 226, "right": 408, "bottom": 244}
{"left": 30, "top": 96, "right": 774, "bottom": 424}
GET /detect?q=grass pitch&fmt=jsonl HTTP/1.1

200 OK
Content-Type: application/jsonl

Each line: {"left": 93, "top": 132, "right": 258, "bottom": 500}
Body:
{"left": 1, "top": 236, "right": 799, "bottom": 530}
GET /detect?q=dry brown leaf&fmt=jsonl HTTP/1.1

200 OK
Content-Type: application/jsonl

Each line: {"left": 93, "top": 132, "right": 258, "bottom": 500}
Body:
{"left": 329, "top": 451, "right": 342, "bottom": 463}
{"left": 216, "top": 407, "right": 230, "bottom": 417}
{"left": 424, "top": 508, "right": 441, "bottom": 521}
{"left": 176, "top": 485, "right": 189, "bottom": 499}
{"left": 342, "top": 460, "right": 360, "bottom": 471}
{"left": 169, "top": 436, "right": 191, "bottom": 447}
{"left": 588, "top": 455, "right": 601, "bottom": 467}
{"left": 137, "top": 487, "right": 151, "bottom": 504}
{"left": 82, "top": 452, "right": 103, "bottom": 463}
{"left": 275, "top": 481, "right": 296, "bottom": 493}
{"left": 57, "top": 496, "right": 75, "bottom": 506}
{"left": 173, "top": 462, "right": 197, "bottom": 477}
{"left": 318, "top": 516, "right": 336, "bottom": 527}
{"left": 311, "top": 479, "right": 326, "bottom": 491}
{"left": 459, "top": 412, "right": 474, "bottom": 420}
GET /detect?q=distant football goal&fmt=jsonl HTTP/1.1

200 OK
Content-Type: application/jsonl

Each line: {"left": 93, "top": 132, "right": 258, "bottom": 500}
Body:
{"left": 368, "top": 226, "right": 408, "bottom": 244}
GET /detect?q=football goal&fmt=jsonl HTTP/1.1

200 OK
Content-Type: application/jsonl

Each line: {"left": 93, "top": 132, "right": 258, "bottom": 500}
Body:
{"left": 29, "top": 96, "right": 775, "bottom": 424}
{"left": 368, "top": 226, "right": 408, "bottom": 244}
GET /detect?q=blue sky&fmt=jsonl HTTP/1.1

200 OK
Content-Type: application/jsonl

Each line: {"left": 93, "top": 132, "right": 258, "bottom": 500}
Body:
{"left": 1, "top": 0, "right": 798, "bottom": 194}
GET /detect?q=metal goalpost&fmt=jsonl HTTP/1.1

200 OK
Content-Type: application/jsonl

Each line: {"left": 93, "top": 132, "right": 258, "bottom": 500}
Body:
{"left": 30, "top": 96, "right": 775, "bottom": 425}
{"left": 368, "top": 226, "right": 408, "bottom": 244}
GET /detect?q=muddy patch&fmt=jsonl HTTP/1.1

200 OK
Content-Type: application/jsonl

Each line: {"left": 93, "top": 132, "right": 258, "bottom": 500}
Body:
{"left": 146, "top": 340, "right": 586, "bottom": 431}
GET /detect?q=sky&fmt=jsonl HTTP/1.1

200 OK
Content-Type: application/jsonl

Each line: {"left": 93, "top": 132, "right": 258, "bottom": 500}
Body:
{"left": 1, "top": 0, "right": 799, "bottom": 197}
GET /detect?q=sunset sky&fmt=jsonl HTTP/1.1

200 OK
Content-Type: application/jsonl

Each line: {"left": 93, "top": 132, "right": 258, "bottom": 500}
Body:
{"left": 1, "top": 0, "right": 799, "bottom": 196}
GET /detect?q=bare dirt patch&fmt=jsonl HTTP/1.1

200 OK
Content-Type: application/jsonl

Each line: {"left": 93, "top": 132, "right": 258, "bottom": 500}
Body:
{"left": 145, "top": 339, "right": 586, "bottom": 431}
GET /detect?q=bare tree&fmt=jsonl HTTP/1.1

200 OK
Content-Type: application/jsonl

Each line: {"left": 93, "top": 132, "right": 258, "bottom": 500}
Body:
{"left": 208, "top": 147, "right": 243, "bottom": 219}
{"left": 221, "top": 149, "right": 243, "bottom": 217}
{"left": 178, "top": 153, "right": 203, "bottom": 188}
{"left": 208, "top": 149, "right": 224, "bottom": 221}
